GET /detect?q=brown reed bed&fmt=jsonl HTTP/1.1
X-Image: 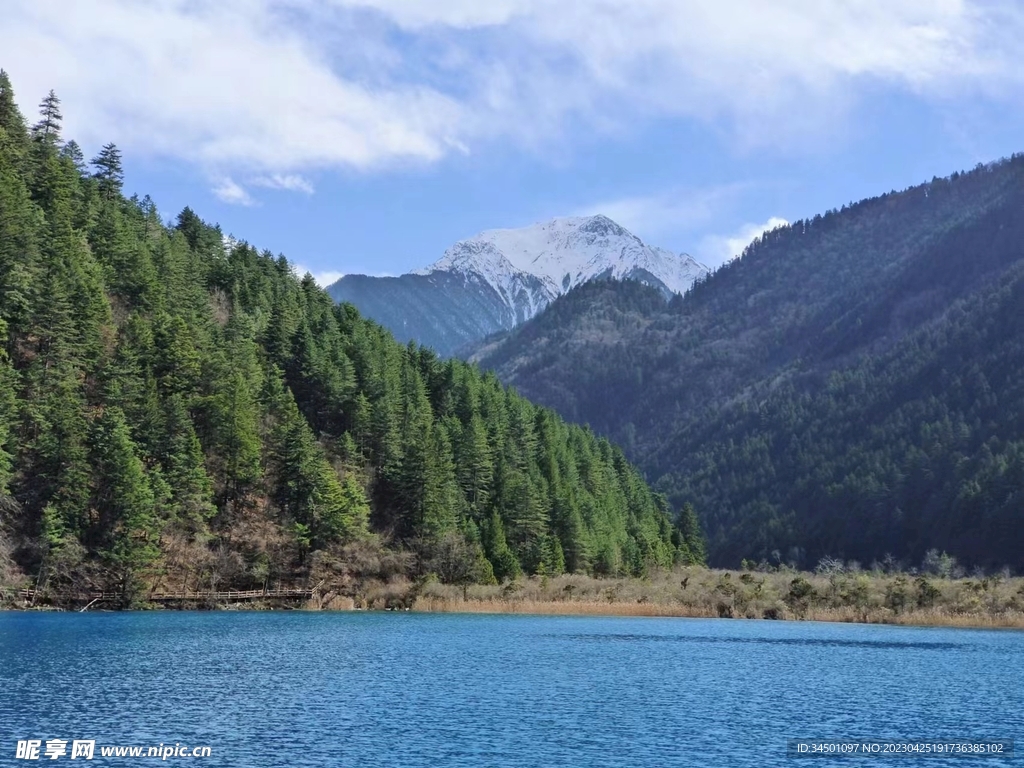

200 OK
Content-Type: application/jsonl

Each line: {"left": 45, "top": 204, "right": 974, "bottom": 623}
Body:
{"left": 402, "top": 568, "right": 1024, "bottom": 629}
{"left": 7, "top": 564, "right": 1023, "bottom": 629}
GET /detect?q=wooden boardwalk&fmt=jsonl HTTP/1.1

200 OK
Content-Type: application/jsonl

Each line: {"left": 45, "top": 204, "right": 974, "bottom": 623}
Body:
{"left": 8, "top": 584, "right": 322, "bottom": 608}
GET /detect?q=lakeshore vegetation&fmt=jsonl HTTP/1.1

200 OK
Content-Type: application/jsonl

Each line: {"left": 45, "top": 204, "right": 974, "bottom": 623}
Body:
{"left": 9, "top": 561, "right": 1020, "bottom": 631}
{"left": 0, "top": 72, "right": 704, "bottom": 608}
{"left": 412, "top": 562, "right": 1024, "bottom": 629}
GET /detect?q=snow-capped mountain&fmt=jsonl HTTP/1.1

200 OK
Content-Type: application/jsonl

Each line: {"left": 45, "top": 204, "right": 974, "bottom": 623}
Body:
{"left": 418, "top": 215, "right": 707, "bottom": 317}
{"left": 327, "top": 215, "right": 708, "bottom": 357}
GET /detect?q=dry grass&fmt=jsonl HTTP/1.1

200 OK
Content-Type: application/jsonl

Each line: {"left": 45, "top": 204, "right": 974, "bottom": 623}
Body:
{"left": 6, "top": 557, "right": 1023, "bottom": 630}
{"left": 399, "top": 568, "right": 1024, "bottom": 629}
{"left": 413, "top": 597, "right": 718, "bottom": 618}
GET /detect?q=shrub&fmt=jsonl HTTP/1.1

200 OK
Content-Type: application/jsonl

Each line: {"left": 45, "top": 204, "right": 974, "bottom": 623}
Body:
{"left": 916, "top": 577, "right": 941, "bottom": 608}
{"left": 885, "top": 576, "right": 908, "bottom": 613}
{"left": 788, "top": 577, "right": 813, "bottom": 601}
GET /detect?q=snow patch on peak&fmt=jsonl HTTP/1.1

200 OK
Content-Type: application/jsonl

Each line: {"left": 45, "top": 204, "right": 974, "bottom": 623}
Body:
{"left": 417, "top": 215, "right": 708, "bottom": 315}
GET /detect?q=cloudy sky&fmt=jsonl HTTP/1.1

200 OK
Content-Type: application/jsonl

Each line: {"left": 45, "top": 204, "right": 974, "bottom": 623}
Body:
{"left": 3, "top": 0, "right": 1024, "bottom": 283}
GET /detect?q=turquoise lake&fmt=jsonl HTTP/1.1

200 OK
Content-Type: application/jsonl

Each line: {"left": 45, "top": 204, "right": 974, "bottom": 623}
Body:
{"left": 1, "top": 612, "right": 1022, "bottom": 766}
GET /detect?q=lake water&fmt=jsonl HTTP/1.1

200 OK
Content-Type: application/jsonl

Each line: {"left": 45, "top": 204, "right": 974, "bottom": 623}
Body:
{"left": 1, "top": 612, "right": 1021, "bottom": 766}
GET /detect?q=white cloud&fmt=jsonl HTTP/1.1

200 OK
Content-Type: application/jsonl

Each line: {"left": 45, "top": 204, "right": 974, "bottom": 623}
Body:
{"left": 291, "top": 263, "right": 396, "bottom": 284}
{"left": 290, "top": 264, "right": 346, "bottom": 287}
{"left": 575, "top": 184, "right": 750, "bottom": 240}
{"left": 700, "top": 216, "right": 790, "bottom": 266}
{"left": 212, "top": 177, "right": 256, "bottom": 206}
{"left": 333, "top": 0, "right": 1024, "bottom": 147}
{"left": 1, "top": 0, "right": 464, "bottom": 179}
{"left": 251, "top": 174, "right": 315, "bottom": 194}
{"left": 323, "top": 0, "right": 525, "bottom": 29}
{"left": 2, "top": 0, "right": 1022, "bottom": 185}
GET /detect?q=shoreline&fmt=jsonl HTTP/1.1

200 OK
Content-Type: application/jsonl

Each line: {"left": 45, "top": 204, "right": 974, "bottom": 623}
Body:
{"left": 407, "top": 596, "right": 1024, "bottom": 629}
{"left": 6, "top": 566, "right": 1024, "bottom": 630}
{"left": 4, "top": 599, "right": 1022, "bottom": 630}
{"left": 403, "top": 567, "right": 1024, "bottom": 630}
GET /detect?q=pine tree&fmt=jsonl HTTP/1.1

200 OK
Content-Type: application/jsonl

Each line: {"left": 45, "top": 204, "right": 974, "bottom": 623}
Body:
{"left": 175, "top": 206, "right": 204, "bottom": 251}
{"left": 151, "top": 228, "right": 210, "bottom": 327}
{"left": 0, "top": 319, "right": 16, "bottom": 493}
{"left": 420, "top": 422, "right": 462, "bottom": 541}
{"left": 152, "top": 314, "right": 201, "bottom": 397}
{"left": 161, "top": 395, "right": 215, "bottom": 528}
{"left": 90, "top": 200, "right": 159, "bottom": 310}
{"left": 499, "top": 464, "right": 551, "bottom": 573}
{"left": 91, "top": 142, "right": 123, "bottom": 199}
{"left": 539, "top": 534, "right": 566, "bottom": 575}
{"left": 93, "top": 407, "right": 159, "bottom": 602}
{"left": 205, "top": 323, "right": 263, "bottom": 509}
{"left": 270, "top": 382, "right": 367, "bottom": 555}
{"left": 482, "top": 511, "right": 521, "bottom": 582}
{"left": 457, "top": 413, "right": 492, "bottom": 519}
{"left": 0, "top": 69, "right": 30, "bottom": 159}
{"left": 60, "top": 140, "right": 87, "bottom": 175}
{"left": 212, "top": 370, "right": 262, "bottom": 508}
{"left": 677, "top": 502, "right": 706, "bottom": 565}
{"left": 32, "top": 90, "right": 62, "bottom": 146}
{"left": 350, "top": 392, "right": 372, "bottom": 455}
{"left": 0, "top": 131, "right": 38, "bottom": 334}
{"left": 555, "top": 488, "right": 592, "bottom": 573}
{"left": 21, "top": 360, "right": 92, "bottom": 540}
{"left": 29, "top": 133, "right": 111, "bottom": 365}
{"left": 104, "top": 314, "right": 157, "bottom": 420}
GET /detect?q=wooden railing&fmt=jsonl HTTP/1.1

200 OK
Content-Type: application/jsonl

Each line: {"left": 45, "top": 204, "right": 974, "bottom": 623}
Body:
{"left": 6, "top": 582, "right": 323, "bottom": 607}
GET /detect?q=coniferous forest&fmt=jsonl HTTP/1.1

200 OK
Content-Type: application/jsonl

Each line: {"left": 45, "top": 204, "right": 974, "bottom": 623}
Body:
{"left": 0, "top": 72, "right": 703, "bottom": 605}
{"left": 472, "top": 155, "right": 1024, "bottom": 573}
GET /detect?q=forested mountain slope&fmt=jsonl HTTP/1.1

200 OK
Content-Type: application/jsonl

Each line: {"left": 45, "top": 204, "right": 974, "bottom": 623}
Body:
{"left": 0, "top": 72, "right": 702, "bottom": 604}
{"left": 472, "top": 156, "right": 1024, "bottom": 571}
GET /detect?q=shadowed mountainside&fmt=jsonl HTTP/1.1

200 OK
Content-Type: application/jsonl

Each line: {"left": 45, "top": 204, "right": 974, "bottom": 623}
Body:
{"left": 471, "top": 156, "right": 1024, "bottom": 571}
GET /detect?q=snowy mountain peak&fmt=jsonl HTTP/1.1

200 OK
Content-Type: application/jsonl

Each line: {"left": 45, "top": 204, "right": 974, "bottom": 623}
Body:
{"left": 329, "top": 214, "right": 708, "bottom": 358}
{"left": 417, "top": 215, "right": 708, "bottom": 312}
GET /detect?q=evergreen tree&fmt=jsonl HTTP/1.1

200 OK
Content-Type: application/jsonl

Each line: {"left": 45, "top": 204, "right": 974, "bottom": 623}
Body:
{"left": 160, "top": 395, "right": 215, "bottom": 528}
{"left": 456, "top": 413, "right": 492, "bottom": 519}
{"left": 104, "top": 314, "right": 163, "bottom": 455}
{"left": 270, "top": 382, "right": 367, "bottom": 555}
{"left": 0, "top": 69, "right": 29, "bottom": 160}
{"left": 60, "top": 140, "right": 87, "bottom": 175}
{"left": 175, "top": 206, "right": 205, "bottom": 251}
{"left": 153, "top": 314, "right": 201, "bottom": 397}
{"left": 420, "top": 422, "right": 462, "bottom": 541}
{"left": 0, "top": 131, "right": 37, "bottom": 334}
{"left": 92, "top": 407, "right": 159, "bottom": 601}
{"left": 212, "top": 370, "right": 262, "bottom": 508}
{"left": 90, "top": 200, "right": 159, "bottom": 309}
{"left": 482, "top": 511, "right": 521, "bottom": 582}
{"left": 91, "top": 142, "right": 123, "bottom": 199}
{"left": 32, "top": 90, "right": 62, "bottom": 146}
{"left": 677, "top": 503, "right": 705, "bottom": 565}
{"left": 21, "top": 361, "right": 92, "bottom": 540}
{"left": 0, "top": 319, "right": 15, "bottom": 493}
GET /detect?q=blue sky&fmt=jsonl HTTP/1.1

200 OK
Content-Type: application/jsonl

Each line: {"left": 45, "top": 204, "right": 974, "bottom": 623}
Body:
{"left": 4, "top": 1, "right": 1024, "bottom": 284}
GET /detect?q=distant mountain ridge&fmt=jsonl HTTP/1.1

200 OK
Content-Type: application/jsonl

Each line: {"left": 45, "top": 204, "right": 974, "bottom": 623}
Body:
{"left": 469, "top": 155, "right": 1024, "bottom": 571}
{"left": 327, "top": 215, "right": 708, "bottom": 357}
